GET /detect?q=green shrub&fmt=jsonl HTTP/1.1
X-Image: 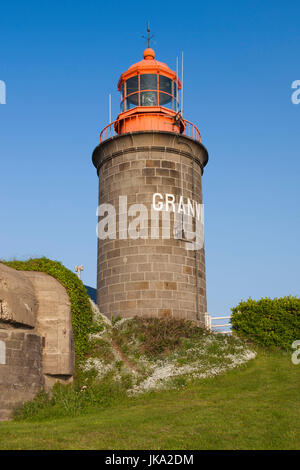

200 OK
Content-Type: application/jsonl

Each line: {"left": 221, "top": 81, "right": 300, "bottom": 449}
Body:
{"left": 231, "top": 296, "right": 300, "bottom": 350}
{"left": 2, "top": 257, "right": 94, "bottom": 362}
{"left": 113, "top": 316, "right": 207, "bottom": 358}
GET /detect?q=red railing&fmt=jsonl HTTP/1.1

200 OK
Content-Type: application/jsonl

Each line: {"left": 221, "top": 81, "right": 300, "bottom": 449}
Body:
{"left": 100, "top": 118, "right": 119, "bottom": 142}
{"left": 99, "top": 114, "right": 201, "bottom": 143}
{"left": 183, "top": 119, "right": 201, "bottom": 142}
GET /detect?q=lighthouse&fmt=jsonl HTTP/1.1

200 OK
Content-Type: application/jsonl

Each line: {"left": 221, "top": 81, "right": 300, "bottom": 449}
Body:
{"left": 92, "top": 45, "right": 209, "bottom": 325}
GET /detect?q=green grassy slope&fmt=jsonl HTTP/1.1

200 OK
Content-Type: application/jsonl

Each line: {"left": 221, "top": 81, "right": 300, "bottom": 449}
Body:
{"left": 0, "top": 350, "right": 299, "bottom": 450}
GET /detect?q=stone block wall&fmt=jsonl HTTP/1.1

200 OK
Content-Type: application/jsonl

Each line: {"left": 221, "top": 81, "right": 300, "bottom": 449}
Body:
{"left": 92, "top": 131, "right": 209, "bottom": 324}
{"left": 0, "top": 330, "right": 43, "bottom": 420}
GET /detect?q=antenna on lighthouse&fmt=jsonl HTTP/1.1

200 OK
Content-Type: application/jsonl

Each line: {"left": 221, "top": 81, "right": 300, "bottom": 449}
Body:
{"left": 109, "top": 93, "right": 112, "bottom": 123}
{"left": 176, "top": 56, "right": 179, "bottom": 112}
{"left": 181, "top": 51, "right": 184, "bottom": 116}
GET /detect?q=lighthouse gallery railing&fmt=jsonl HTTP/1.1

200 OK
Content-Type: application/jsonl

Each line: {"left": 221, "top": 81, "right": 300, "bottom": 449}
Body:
{"left": 99, "top": 114, "right": 201, "bottom": 143}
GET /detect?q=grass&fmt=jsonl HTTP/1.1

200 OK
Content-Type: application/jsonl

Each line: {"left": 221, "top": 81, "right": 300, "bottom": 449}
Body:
{"left": 0, "top": 349, "right": 299, "bottom": 450}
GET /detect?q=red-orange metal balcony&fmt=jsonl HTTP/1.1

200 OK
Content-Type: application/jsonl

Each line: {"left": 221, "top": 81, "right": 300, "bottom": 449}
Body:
{"left": 99, "top": 112, "right": 201, "bottom": 143}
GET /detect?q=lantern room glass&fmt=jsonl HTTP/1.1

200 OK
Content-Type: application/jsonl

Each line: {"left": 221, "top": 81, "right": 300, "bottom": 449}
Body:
{"left": 140, "top": 74, "right": 157, "bottom": 90}
{"left": 126, "top": 76, "right": 138, "bottom": 95}
{"left": 159, "top": 75, "right": 172, "bottom": 94}
{"left": 121, "top": 73, "right": 178, "bottom": 111}
{"left": 140, "top": 91, "right": 158, "bottom": 106}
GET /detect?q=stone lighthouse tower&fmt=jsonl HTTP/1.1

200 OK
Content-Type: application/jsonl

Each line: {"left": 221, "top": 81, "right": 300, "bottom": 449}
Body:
{"left": 92, "top": 46, "right": 209, "bottom": 325}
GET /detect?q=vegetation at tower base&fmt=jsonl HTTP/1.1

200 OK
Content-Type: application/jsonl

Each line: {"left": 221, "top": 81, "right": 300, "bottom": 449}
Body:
{"left": 12, "top": 312, "right": 256, "bottom": 421}
{"left": 2, "top": 257, "right": 95, "bottom": 362}
{"left": 231, "top": 296, "right": 300, "bottom": 350}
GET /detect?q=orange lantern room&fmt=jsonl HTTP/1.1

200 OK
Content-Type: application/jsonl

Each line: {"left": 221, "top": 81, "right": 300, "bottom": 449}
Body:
{"left": 100, "top": 49, "right": 201, "bottom": 143}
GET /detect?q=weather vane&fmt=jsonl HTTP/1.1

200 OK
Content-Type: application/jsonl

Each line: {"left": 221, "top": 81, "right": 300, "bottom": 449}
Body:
{"left": 142, "top": 21, "right": 154, "bottom": 48}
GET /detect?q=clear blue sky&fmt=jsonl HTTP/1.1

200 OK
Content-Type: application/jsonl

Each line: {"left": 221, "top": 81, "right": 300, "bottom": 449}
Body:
{"left": 0, "top": 0, "right": 299, "bottom": 317}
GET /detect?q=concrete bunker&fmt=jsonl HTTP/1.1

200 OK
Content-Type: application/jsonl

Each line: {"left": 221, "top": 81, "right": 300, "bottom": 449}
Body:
{"left": 0, "top": 263, "right": 75, "bottom": 420}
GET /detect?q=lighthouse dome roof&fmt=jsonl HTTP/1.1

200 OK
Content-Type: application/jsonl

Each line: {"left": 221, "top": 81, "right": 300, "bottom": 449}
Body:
{"left": 118, "top": 49, "right": 181, "bottom": 90}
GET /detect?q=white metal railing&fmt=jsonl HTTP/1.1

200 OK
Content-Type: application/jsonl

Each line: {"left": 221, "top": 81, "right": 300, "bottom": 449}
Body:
{"left": 204, "top": 313, "right": 232, "bottom": 334}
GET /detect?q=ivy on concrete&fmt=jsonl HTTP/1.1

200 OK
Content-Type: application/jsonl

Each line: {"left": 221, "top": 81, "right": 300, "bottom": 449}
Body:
{"left": 2, "top": 257, "right": 94, "bottom": 362}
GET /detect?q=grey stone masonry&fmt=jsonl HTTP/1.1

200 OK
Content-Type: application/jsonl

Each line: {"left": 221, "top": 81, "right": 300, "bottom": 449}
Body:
{"left": 92, "top": 131, "right": 209, "bottom": 325}
{"left": 0, "top": 329, "right": 43, "bottom": 420}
